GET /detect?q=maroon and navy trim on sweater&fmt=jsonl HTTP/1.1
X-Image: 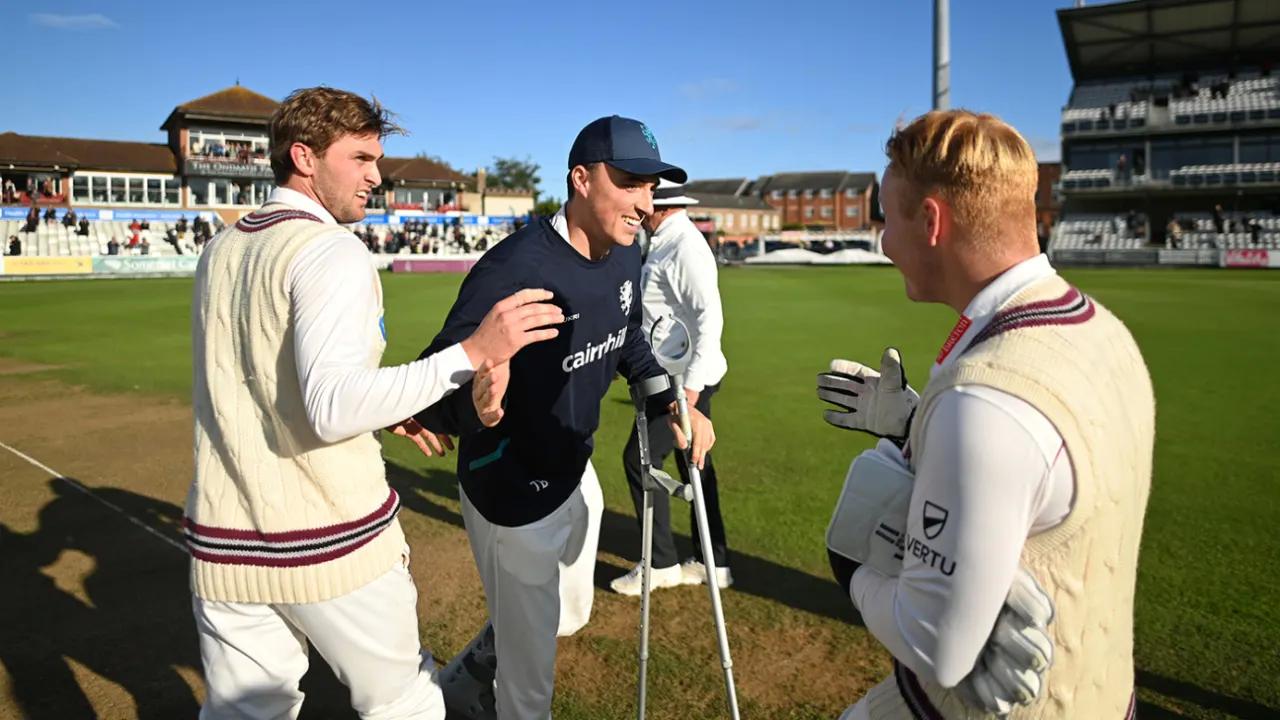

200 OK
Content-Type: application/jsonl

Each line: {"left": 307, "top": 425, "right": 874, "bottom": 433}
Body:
{"left": 904, "top": 286, "right": 1095, "bottom": 464}
{"left": 183, "top": 489, "right": 400, "bottom": 567}
{"left": 893, "top": 660, "right": 1136, "bottom": 719}
{"left": 965, "top": 286, "right": 1096, "bottom": 351}
{"left": 234, "top": 208, "right": 323, "bottom": 233}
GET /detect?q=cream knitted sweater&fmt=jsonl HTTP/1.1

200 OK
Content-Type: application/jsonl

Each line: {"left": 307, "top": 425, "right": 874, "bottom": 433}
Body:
{"left": 890, "top": 275, "right": 1155, "bottom": 720}
{"left": 185, "top": 204, "right": 405, "bottom": 604}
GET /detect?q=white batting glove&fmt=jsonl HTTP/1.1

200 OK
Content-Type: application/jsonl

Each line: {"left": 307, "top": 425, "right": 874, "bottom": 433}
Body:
{"left": 817, "top": 347, "right": 920, "bottom": 442}
{"left": 956, "top": 567, "right": 1055, "bottom": 715}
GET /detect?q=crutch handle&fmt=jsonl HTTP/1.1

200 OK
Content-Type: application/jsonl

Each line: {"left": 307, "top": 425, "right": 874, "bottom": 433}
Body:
{"left": 630, "top": 374, "right": 672, "bottom": 411}
{"left": 649, "top": 468, "right": 693, "bottom": 501}
{"left": 671, "top": 373, "right": 693, "bottom": 445}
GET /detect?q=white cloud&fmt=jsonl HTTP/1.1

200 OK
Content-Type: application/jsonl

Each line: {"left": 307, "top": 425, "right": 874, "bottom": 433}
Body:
{"left": 30, "top": 13, "right": 118, "bottom": 30}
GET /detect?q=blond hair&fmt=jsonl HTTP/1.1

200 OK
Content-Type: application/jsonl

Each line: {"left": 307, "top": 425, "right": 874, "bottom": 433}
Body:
{"left": 885, "top": 110, "right": 1037, "bottom": 248}
{"left": 269, "top": 87, "right": 404, "bottom": 184}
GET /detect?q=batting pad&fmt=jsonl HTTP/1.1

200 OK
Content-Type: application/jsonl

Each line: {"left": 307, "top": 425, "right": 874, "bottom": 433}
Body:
{"left": 826, "top": 448, "right": 915, "bottom": 578}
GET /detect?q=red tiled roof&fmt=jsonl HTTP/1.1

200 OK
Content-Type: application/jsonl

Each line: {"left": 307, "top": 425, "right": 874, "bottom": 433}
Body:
{"left": 379, "top": 156, "right": 474, "bottom": 188}
{"left": 161, "top": 86, "right": 278, "bottom": 129}
{"left": 0, "top": 132, "right": 176, "bottom": 173}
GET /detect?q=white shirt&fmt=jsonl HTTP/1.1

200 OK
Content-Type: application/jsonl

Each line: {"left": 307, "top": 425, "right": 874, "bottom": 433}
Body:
{"left": 638, "top": 210, "right": 728, "bottom": 391}
{"left": 273, "top": 187, "right": 474, "bottom": 442}
{"left": 850, "top": 254, "right": 1076, "bottom": 687}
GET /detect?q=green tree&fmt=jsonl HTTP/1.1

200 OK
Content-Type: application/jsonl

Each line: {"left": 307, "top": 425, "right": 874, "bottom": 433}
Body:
{"left": 488, "top": 156, "right": 542, "bottom": 194}
{"left": 533, "top": 197, "right": 562, "bottom": 217}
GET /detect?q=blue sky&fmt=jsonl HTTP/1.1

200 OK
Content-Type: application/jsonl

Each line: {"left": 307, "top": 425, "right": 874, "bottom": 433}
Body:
{"left": 4, "top": 0, "right": 1080, "bottom": 198}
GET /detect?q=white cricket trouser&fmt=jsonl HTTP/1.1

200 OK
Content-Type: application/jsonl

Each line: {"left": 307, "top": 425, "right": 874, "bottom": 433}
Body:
{"left": 837, "top": 672, "right": 929, "bottom": 720}
{"left": 193, "top": 546, "right": 445, "bottom": 720}
{"left": 459, "top": 462, "right": 604, "bottom": 720}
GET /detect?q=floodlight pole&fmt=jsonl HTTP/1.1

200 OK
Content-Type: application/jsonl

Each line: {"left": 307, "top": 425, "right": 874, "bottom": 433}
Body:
{"left": 933, "top": 0, "right": 950, "bottom": 111}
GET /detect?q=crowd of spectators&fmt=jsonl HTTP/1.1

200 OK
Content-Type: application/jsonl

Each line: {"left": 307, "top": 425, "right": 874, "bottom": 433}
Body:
{"left": 1, "top": 175, "right": 62, "bottom": 204}
{"left": 356, "top": 220, "right": 514, "bottom": 255}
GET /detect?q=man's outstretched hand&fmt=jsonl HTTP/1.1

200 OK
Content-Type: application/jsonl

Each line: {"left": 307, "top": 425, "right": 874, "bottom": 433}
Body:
{"left": 388, "top": 418, "right": 454, "bottom": 457}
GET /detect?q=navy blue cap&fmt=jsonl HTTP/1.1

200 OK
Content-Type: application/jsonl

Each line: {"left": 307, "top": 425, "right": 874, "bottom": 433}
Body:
{"left": 568, "top": 115, "right": 687, "bottom": 184}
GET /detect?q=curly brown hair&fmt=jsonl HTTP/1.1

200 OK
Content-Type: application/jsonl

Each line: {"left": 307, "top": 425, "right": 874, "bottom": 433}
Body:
{"left": 269, "top": 87, "right": 404, "bottom": 184}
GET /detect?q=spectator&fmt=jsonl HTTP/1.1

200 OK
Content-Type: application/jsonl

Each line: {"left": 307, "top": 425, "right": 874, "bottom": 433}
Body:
{"left": 129, "top": 218, "right": 142, "bottom": 234}
{"left": 63, "top": 209, "right": 77, "bottom": 227}
{"left": 1165, "top": 218, "right": 1184, "bottom": 247}
{"left": 1249, "top": 217, "right": 1262, "bottom": 246}
{"left": 7, "top": 235, "right": 19, "bottom": 256}
{"left": 176, "top": 215, "right": 189, "bottom": 237}
{"left": 44, "top": 206, "right": 57, "bottom": 225}
{"left": 1116, "top": 154, "right": 1130, "bottom": 184}
{"left": 1213, "top": 203, "right": 1227, "bottom": 234}
{"left": 140, "top": 219, "right": 151, "bottom": 230}
{"left": 23, "top": 206, "right": 39, "bottom": 233}
{"left": 128, "top": 228, "right": 141, "bottom": 250}
{"left": 78, "top": 217, "right": 90, "bottom": 236}
{"left": 1, "top": 177, "right": 16, "bottom": 203}
{"left": 107, "top": 237, "right": 120, "bottom": 255}
{"left": 165, "top": 228, "right": 182, "bottom": 254}
{"left": 139, "top": 238, "right": 151, "bottom": 256}
{"left": 1126, "top": 209, "right": 1139, "bottom": 236}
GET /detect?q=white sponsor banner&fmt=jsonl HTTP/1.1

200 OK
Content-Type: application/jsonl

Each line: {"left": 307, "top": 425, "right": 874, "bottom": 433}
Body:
{"left": 93, "top": 255, "right": 200, "bottom": 274}
{"left": 1221, "top": 249, "right": 1280, "bottom": 268}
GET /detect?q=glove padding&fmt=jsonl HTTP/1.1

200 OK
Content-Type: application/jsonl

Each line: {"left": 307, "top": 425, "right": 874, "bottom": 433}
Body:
{"left": 825, "top": 443, "right": 912, "bottom": 578}
{"left": 817, "top": 347, "right": 920, "bottom": 442}
{"left": 955, "top": 567, "right": 1055, "bottom": 716}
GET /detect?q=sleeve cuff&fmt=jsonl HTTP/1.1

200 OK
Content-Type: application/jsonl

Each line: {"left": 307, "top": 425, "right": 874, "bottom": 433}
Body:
{"left": 436, "top": 343, "right": 476, "bottom": 388}
{"left": 850, "top": 564, "right": 884, "bottom": 611}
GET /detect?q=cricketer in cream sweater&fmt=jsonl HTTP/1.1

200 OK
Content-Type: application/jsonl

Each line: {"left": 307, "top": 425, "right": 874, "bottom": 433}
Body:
{"left": 819, "top": 111, "right": 1154, "bottom": 719}
{"left": 186, "top": 87, "right": 563, "bottom": 720}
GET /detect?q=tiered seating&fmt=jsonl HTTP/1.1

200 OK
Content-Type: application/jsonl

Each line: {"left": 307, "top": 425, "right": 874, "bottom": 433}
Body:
{"left": 1170, "top": 162, "right": 1280, "bottom": 186}
{"left": 1069, "top": 79, "right": 1163, "bottom": 108}
{"left": 3, "top": 218, "right": 194, "bottom": 257}
{"left": 1061, "top": 101, "right": 1147, "bottom": 132}
{"left": 1168, "top": 211, "right": 1280, "bottom": 249}
{"left": 1052, "top": 213, "right": 1148, "bottom": 250}
{"left": 1060, "top": 169, "right": 1114, "bottom": 189}
{"left": 1060, "top": 77, "right": 1167, "bottom": 133}
{"left": 1170, "top": 76, "right": 1280, "bottom": 124}
{"left": 350, "top": 221, "right": 514, "bottom": 255}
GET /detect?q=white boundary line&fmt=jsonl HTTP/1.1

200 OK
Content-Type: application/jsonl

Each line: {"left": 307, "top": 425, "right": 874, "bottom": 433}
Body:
{"left": 0, "top": 439, "right": 187, "bottom": 553}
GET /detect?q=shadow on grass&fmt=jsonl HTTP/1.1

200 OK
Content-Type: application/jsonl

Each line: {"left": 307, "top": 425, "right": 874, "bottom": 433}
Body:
{"left": 0, "top": 475, "right": 363, "bottom": 719}
{"left": 386, "top": 461, "right": 862, "bottom": 627}
{"left": 0, "top": 478, "right": 201, "bottom": 719}
{"left": 1136, "top": 668, "right": 1278, "bottom": 720}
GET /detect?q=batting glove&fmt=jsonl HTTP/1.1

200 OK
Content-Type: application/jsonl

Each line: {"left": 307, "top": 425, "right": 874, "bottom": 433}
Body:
{"left": 817, "top": 347, "right": 920, "bottom": 442}
{"left": 956, "top": 567, "right": 1055, "bottom": 715}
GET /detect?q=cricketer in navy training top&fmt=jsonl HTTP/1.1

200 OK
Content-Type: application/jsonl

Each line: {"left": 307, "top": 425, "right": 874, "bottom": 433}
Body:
{"left": 415, "top": 115, "right": 716, "bottom": 720}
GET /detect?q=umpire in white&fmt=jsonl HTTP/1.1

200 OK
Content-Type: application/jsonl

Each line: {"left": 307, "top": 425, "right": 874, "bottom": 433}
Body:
{"left": 610, "top": 179, "right": 732, "bottom": 595}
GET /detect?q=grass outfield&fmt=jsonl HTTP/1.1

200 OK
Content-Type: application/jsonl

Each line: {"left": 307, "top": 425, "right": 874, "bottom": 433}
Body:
{"left": 0, "top": 266, "right": 1277, "bottom": 717}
